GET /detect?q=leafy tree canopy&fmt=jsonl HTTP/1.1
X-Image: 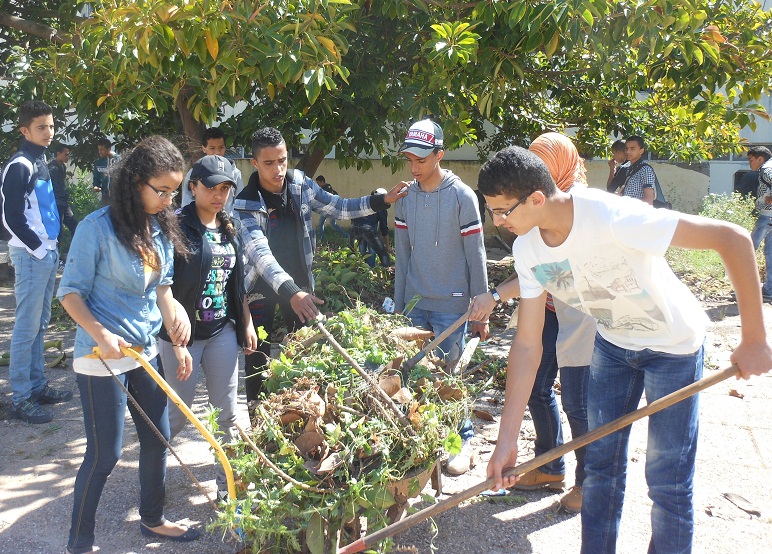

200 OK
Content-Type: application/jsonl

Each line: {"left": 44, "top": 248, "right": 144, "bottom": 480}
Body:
{"left": 2, "top": 0, "right": 771, "bottom": 172}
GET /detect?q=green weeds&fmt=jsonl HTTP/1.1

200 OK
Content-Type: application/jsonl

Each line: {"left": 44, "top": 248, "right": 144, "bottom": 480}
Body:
{"left": 666, "top": 192, "right": 762, "bottom": 300}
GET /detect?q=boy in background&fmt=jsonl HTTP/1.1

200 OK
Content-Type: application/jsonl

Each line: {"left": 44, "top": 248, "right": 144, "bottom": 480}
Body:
{"left": 181, "top": 127, "right": 244, "bottom": 214}
{"left": 1, "top": 100, "right": 71, "bottom": 424}
{"left": 47, "top": 143, "right": 78, "bottom": 238}
{"left": 92, "top": 137, "right": 118, "bottom": 205}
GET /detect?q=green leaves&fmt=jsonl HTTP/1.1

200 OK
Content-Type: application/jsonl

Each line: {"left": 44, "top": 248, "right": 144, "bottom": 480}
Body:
{"left": 425, "top": 21, "right": 480, "bottom": 65}
{"left": 4, "top": 0, "right": 770, "bottom": 168}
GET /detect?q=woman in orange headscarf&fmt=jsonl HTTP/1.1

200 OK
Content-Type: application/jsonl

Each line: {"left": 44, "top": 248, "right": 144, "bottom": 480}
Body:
{"left": 528, "top": 132, "right": 588, "bottom": 192}
{"left": 504, "top": 132, "right": 594, "bottom": 512}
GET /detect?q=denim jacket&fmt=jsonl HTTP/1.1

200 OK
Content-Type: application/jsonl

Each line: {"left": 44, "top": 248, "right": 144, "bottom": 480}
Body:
{"left": 57, "top": 206, "right": 174, "bottom": 361}
{"left": 233, "top": 169, "right": 388, "bottom": 299}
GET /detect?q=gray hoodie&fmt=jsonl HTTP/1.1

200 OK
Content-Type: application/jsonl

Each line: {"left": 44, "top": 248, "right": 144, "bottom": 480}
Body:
{"left": 394, "top": 169, "right": 488, "bottom": 313}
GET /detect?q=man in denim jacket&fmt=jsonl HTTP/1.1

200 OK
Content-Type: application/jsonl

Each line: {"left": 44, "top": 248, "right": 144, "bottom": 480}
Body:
{"left": 233, "top": 127, "right": 408, "bottom": 400}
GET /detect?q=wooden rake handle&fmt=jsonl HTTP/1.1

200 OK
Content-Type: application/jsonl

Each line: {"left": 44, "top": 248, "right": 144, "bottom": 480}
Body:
{"left": 338, "top": 364, "right": 740, "bottom": 554}
{"left": 400, "top": 306, "right": 473, "bottom": 377}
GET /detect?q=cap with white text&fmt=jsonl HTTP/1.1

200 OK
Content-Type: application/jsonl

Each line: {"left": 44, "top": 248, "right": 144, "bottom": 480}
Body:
{"left": 398, "top": 119, "right": 444, "bottom": 158}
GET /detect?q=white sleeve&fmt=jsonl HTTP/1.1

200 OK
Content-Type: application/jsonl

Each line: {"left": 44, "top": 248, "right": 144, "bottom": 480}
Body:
{"left": 609, "top": 196, "right": 680, "bottom": 257}
{"left": 512, "top": 238, "right": 545, "bottom": 299}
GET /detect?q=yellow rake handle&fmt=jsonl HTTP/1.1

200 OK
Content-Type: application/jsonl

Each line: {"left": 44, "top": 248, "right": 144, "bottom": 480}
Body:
{"left": 116, "top": 346, "right": 236, "bottom": 500}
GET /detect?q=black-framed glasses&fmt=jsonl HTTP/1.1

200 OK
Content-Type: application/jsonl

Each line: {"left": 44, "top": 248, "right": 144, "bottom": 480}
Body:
{"left": 144, "top": 182, "right": 179, "bottom": 200}
{"left": 486, "top": 193, "right": 530, "bottom": 219}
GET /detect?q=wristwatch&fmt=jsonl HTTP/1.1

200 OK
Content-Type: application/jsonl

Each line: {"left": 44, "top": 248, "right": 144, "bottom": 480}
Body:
{"left": 490, "top": 288, "right": 502, "bottom": 305}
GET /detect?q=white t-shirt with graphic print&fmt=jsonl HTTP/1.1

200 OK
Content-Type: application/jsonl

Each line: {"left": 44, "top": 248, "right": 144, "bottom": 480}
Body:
{"left": 514, "top": 188, "right": 707, "bottom": 355}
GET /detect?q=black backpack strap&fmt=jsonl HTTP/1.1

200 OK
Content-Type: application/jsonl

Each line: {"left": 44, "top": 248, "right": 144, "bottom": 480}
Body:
{"left": 616, "top": 160, "right": 645, "bottom": 195}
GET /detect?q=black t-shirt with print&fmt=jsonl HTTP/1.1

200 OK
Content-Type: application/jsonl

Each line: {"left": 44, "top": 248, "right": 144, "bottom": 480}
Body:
{"left": 194, "top": 228, "right": 236, "bottom": 340}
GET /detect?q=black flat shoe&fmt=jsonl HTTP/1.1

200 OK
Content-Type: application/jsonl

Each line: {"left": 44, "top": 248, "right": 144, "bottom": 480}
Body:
{"left": 140, "top": 522, "right": 200, "bottom": 542}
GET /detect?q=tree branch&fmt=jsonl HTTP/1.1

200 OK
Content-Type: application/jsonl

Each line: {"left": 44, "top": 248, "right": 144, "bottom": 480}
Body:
{"left": 13, "top": 7, "right": 87, "bottom": 24}
{"left": 0, "top": 10, "right": 68, "bottom": 45}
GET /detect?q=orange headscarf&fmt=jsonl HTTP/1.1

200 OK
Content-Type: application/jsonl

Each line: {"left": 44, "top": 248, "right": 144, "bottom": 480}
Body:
{"left": 528, "top": 132, "right": 587, "bottom": 192}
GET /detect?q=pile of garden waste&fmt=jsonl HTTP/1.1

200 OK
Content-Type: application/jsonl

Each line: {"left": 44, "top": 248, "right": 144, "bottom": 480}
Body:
{"left": 212, "top": 304, "right": 471, "bottom": 553}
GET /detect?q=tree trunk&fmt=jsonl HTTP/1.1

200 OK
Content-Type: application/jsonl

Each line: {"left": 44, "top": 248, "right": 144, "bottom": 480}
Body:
{"left": 295, "top": 124, "right": 347, "bottom": 177}
{"left": 294, "top": 146, "right": 328, "bottom": 178}
{"left": 175, "top": 86, "right": 206, "bottom": 160}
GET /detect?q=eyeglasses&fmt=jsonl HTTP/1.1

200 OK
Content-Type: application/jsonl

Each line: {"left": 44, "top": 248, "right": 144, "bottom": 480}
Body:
{"left": 486, "top": 194, "right": 530, "bottom": 219}
{"left": 144, "top": 182, "right": 179, "bottom": 200}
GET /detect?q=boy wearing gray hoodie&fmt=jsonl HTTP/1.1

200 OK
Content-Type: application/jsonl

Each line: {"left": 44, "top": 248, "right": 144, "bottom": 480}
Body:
{"left": 394, "top": 119, "right": 488, "bottom": 474}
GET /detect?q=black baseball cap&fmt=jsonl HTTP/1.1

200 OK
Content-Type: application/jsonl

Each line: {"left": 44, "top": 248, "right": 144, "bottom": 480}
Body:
{"left": 190, "top": 155, "right": 236, "bottom": 188}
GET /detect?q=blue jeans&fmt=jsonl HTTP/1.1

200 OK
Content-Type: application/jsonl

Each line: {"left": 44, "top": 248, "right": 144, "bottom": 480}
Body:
{"left": 317, "top": 215, "right": 348, "bottom": 240}
{"left": 581, "top": 334, "right": 703, "bottom": 554}
{"left": 529, "top": 307, "right": 562, "bottom": 475}
{"left": 528, "top": 309, "right": 590, "bottom": 484}
{"left": 68, "top": 360, "right": 169, "bottom": 553}
{"left": 408, "top": 308, "right": 473, "bottom": 440}
{"left": 559, "top": 365, "right": 590, "bottom": 485}
{"left": 751, "top": 214, "right": 772, "bottom": 293}
{"left": 8, "top": 246, "right": 58, "bottom": 404}
{"left": 407, "top": 308, "right": 467, "bottom": 362}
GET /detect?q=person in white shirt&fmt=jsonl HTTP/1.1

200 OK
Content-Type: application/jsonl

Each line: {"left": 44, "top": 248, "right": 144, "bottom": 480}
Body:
{"left": 474, "top": 145, "right": 771, "bottom": 554}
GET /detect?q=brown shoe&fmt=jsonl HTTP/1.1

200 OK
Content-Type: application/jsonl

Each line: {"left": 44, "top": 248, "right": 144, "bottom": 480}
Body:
{"left": 513, "top": 469, "right": 565, "bottom": 491}
{"left": 559, "top": 485, "right": 583, "bottom": 512}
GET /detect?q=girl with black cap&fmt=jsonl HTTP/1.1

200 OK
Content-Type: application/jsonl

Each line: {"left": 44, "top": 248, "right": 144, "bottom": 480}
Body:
{"left": 157, "top": 154, "right": 257, "bottom": 500}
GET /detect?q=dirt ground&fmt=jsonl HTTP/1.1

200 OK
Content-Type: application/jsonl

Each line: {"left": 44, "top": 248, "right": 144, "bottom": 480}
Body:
{"left": 1, "top": 261, "right": 770, "bottom": 554}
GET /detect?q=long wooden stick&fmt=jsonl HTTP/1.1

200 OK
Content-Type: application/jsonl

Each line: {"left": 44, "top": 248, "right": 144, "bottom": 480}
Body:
{"left": 338, "top": 364, "right": 740, "bottom": 554}
{"left": 401, "top": 307, "right": 472, "bottom": 377}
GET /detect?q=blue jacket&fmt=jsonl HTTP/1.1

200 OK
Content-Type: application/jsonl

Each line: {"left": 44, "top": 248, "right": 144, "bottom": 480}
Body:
{"left": 1, "top": 139, "right": 60, "bottom": 257}
{"left": 57, "top": 206, "right": 174, "bottom": 360}
{"left": 233, "top": 169, "right": 388, "bottom": 299}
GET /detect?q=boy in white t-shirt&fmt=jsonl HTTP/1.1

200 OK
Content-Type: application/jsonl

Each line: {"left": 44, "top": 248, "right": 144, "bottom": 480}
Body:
{"left": 477, "top": 146, "right": 771, "bottom": 553}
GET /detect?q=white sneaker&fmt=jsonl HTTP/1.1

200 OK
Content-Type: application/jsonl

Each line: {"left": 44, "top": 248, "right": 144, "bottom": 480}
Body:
{"left": 446, "top": 439, "right": 475, "bottom": 475}
{"left": 216, "top": 489, "right": 229, "bottom": 502}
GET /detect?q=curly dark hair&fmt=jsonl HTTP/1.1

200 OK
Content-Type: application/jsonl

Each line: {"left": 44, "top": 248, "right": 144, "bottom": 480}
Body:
{"left": 109, "top": 136, "right": 189, "bottom": 268}
{"left": 251, "top": 127, "right": 285, "bottom": 158}
{"left": 478, "top": 146, "right": 557, "bottom": 199}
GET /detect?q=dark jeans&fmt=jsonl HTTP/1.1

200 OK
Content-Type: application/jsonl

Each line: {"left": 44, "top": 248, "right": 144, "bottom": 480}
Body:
{"left": 68, "top": 360, "right": 169, "bottom": 554}
{"left": 245, "top": 293, "right": 304, "bottom": 402}
{"left": 528, "top": 307, "right": 590, "bottom": 484}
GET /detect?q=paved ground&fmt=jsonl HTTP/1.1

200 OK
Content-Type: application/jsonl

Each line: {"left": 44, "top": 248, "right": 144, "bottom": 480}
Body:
{"left": 1, "top": 268, "right": 770, "bottom": 553}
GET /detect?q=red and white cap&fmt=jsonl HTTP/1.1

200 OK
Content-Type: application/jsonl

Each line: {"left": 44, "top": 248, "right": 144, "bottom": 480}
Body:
{"left": 398, "top": 119, "right": 444, "bottom": 158}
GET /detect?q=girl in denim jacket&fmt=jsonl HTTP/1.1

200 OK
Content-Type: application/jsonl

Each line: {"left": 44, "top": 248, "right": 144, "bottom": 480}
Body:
{"left": 58, "top": 136, "right": 199, "bottom": 553}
